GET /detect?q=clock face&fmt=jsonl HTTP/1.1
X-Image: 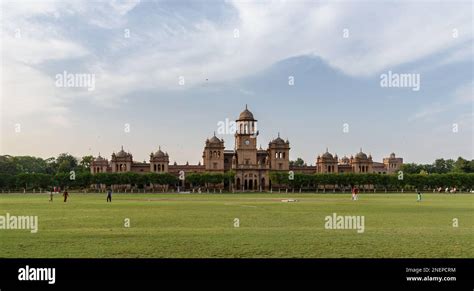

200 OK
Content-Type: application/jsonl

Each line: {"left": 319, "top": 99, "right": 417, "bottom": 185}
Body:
{"left": 244, "top": 139, "right": 250, "bottom": 145}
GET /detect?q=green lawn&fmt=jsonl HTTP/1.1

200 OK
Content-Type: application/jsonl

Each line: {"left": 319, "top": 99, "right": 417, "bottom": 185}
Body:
{"left": 0, "top": 193, "right": 472, "bottom": 258}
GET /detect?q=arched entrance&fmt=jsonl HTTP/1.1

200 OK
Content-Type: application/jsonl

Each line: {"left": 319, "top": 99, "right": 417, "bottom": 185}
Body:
{"left": 261, "top": 178, "right": 265, "bottom": 191}
{"left": 248, "top": 179, "right": 253, "bottom": 191}
{"left": 236, "top": 178, "right": 241, "bottom": 191}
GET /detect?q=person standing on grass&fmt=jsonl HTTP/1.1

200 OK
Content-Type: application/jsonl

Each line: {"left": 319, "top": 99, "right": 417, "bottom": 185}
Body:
{"left": 63, "top": 189, "right": 69, "bottom": 202}
{"left": 107, "top": 189, "right": 112, "bottom": 202}
{"left": 354, "top": 187, "right": 359, "bottom": 200}
{"left": 417, "top": 191, "right": 422, "bottom": 202}
{"left": 49, "top": 188, "right": 54, "bottom": 202}
{"left": 351, "top": 185, "right": 356, "bottom": 200}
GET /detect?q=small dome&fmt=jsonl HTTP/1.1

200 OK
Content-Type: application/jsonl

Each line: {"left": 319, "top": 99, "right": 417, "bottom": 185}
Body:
{"left": 322, "top": 152, "right": 333, "bottom": 159}
{"left": 209, "top": 135, "right": 221, "bottom": 144}
{"left": 341, "top": 156, "right": 350, "bottom": 164}
{"left": 271, "top": 132, "right": 287, "bottom": 145}
{"left": 154, "top": 148, "right": 166, "bottom": 158}
{"left": 390, "top": 152, "right": 396, "bottom": 158}
{"left": 271, "top": 136, "right": 285, "bottom": 144}
{"left": 95, "top": 155, "right": 106, "bottom": 162}
{"left": 116, "top": 146, "right": 129, "bottom": 157}
{"left": 238, "top": 105, "right": 255, "bottom": 121}
{"left": 356, "top": 150, "right": 367, "bottom": 159}
{"left": 321, "top": 148, "right": 333, "bottom": 159}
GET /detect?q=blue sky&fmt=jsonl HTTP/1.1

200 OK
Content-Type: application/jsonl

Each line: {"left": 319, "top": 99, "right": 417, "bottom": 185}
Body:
{"left": 1, "top": 0, "right": 472, "bottom": 164}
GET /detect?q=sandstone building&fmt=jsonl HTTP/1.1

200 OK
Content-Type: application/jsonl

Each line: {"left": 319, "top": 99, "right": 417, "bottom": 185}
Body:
{"left": 91, "top": 106, "right": 403, "bottom": 190}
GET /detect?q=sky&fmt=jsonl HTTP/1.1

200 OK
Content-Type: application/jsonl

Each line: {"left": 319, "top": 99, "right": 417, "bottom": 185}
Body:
{"left": 0, "top": 0, "right": 473, "bottom": 165}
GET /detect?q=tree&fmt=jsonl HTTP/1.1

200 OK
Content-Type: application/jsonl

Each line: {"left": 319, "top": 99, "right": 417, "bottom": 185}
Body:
{"left": 432, "top": 159, "right": 454, "bottom": 174}
{"left": 289, "top": 158, "right": 305, "bottom": 167}
{"left": 401, "top": 163, "right": 423, "bottom": 174}
{"left": 269, "top": 171, "right": 288, "bottom": 191}
{"left": 453, "top": 157, "right": 471, "bottom": 173}
{"left": 56, "top": 153, "right": 78, "bottom": 173}
{"left": 224, "top": 171, "right": 235, "bottom": 191}
{"left": 0, "top": 173, "right": 14, "bottom": 191}
{"left": 75, "top": 172, "right": 92, "bottom": 189}
{"left": 0, "top": 156, "right": 18, "bottom": 175}
{"left": 78, "top": 156, "right": 94, "bottom": 173}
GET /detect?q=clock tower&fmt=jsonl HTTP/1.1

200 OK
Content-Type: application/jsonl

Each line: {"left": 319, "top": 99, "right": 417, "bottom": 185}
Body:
{"left": 235, "top": 105, "right": 258, "bottom": 166}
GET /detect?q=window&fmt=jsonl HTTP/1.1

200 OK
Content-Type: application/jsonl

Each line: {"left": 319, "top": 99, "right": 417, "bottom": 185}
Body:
{"left": 279, "top": 163, "right": 283, "bottom": 170}
{"left": 213, "top": 163, "right": 217, "bottom": 169}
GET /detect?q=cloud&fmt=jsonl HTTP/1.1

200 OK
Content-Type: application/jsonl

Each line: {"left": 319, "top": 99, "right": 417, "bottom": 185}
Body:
{"left": 409, "top": 81, "right": 473, "bottom": 122}
{"left": 83, "top": 0, "right": 473, "bottom": 105}
{"left": 0, "top": 0, "right": 140, "bottom": 124}
{"left": 454, "top": 81, "right": 474, "bottom": 104}
{"left": 1, "top": 0, "right": 472, "bottom": 117}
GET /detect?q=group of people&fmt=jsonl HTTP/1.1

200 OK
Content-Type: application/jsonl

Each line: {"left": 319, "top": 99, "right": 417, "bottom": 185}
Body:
{"left": 434, "top": 187, "right": 457, "bottom": 194}
{"left": 350, "top": 185, "right": 424, "bottom": 202}
{"left": 46, "top": 187, "right": 430, "bottom": 203}
{"left": 49, "top": 187, "right": 69, "bottom": 202}
{"left": 48, "top": 187, "right": 112, "bottom": 202}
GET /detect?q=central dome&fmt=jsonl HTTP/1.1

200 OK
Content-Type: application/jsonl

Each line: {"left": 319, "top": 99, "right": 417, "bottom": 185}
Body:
{"left": 238, "top": 105, "right": 255, "bottom": 121}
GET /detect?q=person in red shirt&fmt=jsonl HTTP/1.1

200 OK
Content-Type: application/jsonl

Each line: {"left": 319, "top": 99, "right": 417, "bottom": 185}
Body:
{"left": 63, "top": 190, "right": 69, "bottom": 202}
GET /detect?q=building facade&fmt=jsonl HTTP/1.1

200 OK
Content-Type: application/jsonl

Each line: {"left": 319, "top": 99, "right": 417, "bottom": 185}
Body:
{"left": 91, "top": 106, "right": 403, "bottom": 190}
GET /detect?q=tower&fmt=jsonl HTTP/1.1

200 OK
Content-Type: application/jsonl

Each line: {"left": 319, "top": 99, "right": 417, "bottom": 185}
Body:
{"left": 111, "top": 146, "right": 133, "bottom": 172}
{"left": 235, "top": 105, "right": 258, "bottom": 166}
{"left": 203, "top": 133, "right": 225, "bottom": 171}
{"left": 383, "top": 152, "right": 403, "bottom": 174}
{"left": 150, "top": 146, "right": 169, "bottom": 173}
{"left": 316, "top": 148, "right": 338, "bottom": 173}
{"left": 351, "top": 148, "right": 373, "bottom": 173}
{"left": 91, "top": 153, "right": 109, "bottom": 174}
{"left": 268, "top": 133, "right": 290, "bottom": 170}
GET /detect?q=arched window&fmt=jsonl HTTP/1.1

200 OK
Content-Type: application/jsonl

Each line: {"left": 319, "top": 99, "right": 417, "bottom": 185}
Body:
{"left": 162, "top": 164, "right": 165, "bottom": 171}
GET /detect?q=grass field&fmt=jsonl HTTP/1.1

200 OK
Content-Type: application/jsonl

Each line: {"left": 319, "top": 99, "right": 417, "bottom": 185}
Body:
{"left": 0, "top": 193, "right": 472, "bottom": 258}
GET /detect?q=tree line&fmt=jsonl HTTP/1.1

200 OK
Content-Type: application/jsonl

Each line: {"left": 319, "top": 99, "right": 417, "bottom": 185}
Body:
{"left": 0, "top": 171, "right": 473, "bottom": 193}
{"left": 269, "top": 172, "right": 474, "bottom": 192}
{"left": 0, "top": 154, "right": 473, "bottom": 193}
{"left": 399, "top": 157, "right": 473, "bottom": 174}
